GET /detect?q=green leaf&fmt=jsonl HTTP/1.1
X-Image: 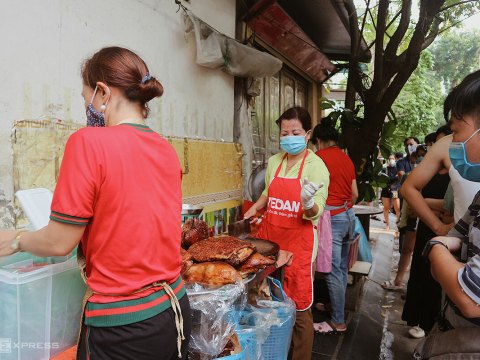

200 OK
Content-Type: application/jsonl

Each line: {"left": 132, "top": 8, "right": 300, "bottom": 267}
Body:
{"left": 320, "top": 102, "right": 334, "bottom": 110}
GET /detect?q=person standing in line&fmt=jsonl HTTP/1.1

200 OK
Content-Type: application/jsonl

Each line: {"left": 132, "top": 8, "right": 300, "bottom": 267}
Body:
{"left": 381, "top": 154, "right": 401, "bottom": 230}
{"left": 414, "top": 70, "right": 480, "bottom": 358}
{"left": 397, "top": 137, "right": 420, "bottom": 181}
{"left": 382, "top": 146, "right": 428, "bottom": 292}
{"left": 401, "top": 140, "right": 450, "bottom": 338}
{"left": 243, "top": 106, "right": 329, "bottom": 360}
{"left": 0, "top": 46, "right": 190, "bottom": 360}
{"left": 310, "top": 120, "right": 358, "bottom": 335}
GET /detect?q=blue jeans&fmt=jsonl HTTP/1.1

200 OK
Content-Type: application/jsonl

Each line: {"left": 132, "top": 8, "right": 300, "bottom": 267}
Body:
{"left": 326, "top": 209, "right": 355, "bottom": 324}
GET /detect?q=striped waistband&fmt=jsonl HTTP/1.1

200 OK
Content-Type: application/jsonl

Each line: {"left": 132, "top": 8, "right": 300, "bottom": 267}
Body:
{"left": 84, "top": 277, "right": 186, "bottom": 327}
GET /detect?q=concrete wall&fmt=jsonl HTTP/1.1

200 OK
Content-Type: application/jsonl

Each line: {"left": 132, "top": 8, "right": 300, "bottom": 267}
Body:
{"left": 0, "top": 0, "right": 236, "bottom": 227}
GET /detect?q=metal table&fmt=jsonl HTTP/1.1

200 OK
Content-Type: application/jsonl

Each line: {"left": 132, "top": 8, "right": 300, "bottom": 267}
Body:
{"left": 353, "top": 205, "right": 382, "bottom": 240}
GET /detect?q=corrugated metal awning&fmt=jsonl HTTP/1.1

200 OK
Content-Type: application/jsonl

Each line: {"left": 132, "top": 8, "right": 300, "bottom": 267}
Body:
{"left": 247, "top": 2, "right": 336, "bottom": 82}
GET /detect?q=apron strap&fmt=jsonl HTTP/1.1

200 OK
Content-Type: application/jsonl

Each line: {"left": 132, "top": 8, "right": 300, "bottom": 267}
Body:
{"left": 296, "top": 150, "right": 309, "bottom": 179}
{"left": 325, "top": 201, "right": 351, "bottom": 211}
{"left": 274, "top": 153, "right": 288, "bottom": 178}
{"left": 273, "top": 150, "right": 309, "bottom": 179}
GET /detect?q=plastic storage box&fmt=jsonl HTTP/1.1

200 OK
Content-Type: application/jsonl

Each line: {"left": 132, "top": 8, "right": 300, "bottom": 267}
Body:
{"left": 0, "top": 255, "right": 86, "bottom": 360}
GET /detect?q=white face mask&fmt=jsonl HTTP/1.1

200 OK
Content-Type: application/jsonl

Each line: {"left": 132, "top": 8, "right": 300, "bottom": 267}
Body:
{"left": 388, "top": 159, "right": 396, "bottom": 166}
{"left": 407, "top": 144, "right": 417, "bottom": 155}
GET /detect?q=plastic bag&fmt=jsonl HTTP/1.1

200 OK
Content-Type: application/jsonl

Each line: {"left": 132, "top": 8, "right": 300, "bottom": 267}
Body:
{"left": 183, "top": 11, "right": 224, "bottom": 68}
{"left": 183, "top": 10, "right": 283, "bottom": 77}
{"left": 354, "top": 216, "right": 372, "bottom": 262}
{"left": 222, "top": 37, "right": 283, "bottom": 78}
{"left": 186, "top": 281, "right": 246, "bottom": 359}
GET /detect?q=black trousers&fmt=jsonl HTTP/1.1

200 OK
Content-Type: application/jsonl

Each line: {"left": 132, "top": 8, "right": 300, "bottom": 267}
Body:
{"left": 77, "top": 295, "right": 191, "bottom": 360}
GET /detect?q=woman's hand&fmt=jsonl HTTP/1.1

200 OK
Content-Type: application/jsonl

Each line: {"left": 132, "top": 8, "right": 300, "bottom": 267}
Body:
{"left": 0, "top": 230, "right": 20, "bottom": 257}
{"left": 300, "top": 178, "right": 323, "bottom": 210}
{"left": 243, "top": 195, "right": 268, "bottom": 223}
{"left": 243, "top": 207, "right": 258, "bottom": 221}
{"left": 275, "top": 249, "right": 293, "bottom": 268}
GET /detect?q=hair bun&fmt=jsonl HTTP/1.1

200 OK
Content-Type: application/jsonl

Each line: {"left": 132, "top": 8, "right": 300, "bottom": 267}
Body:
{"left": 125, "top": 77, "right": 164, "bottom": 104}
{"left": 138, "top": 76, "right": 164, "bottom": 102}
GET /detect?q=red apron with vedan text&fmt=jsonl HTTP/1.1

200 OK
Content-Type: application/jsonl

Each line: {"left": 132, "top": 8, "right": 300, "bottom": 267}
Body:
{"left": 257, "top": 152, "right": 315, "bottom": 311}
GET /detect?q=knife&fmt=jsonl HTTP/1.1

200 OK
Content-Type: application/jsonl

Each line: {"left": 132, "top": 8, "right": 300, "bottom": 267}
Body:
{"left": 227, "top": 219, "right": 251, "bottom": 239}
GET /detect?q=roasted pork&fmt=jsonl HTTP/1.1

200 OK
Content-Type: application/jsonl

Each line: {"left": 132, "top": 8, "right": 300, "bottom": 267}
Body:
{"left": 181, "top": 218, "right": 210, "bottom": 248}
{"left": 188, "top": 236, "right": 255, "bottom": 267}
{"left": 237, "top": 252, "right": 276, "bottom": 278}
{"left": 183, "top": 261, "right": 242, "bottom": 286}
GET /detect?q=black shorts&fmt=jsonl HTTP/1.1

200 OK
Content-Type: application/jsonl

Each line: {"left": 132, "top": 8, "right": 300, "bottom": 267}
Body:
{"left": 381, "top": 187, "right": 399, "bottom": 199}
{"left": 77, "top": 294, "right": 191, "bottom": 360}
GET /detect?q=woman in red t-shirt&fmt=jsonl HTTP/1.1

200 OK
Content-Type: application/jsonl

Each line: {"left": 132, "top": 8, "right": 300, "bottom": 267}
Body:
{"left": 0, "top": 47, "right": 190, "bottom": 360}
{"left": 311, "top": 120, "right": 358, "bottom": 335}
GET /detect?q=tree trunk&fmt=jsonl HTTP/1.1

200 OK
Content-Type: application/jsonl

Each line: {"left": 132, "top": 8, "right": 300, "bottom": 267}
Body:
{"left": 347, "top": 100, "right": 386, "bottom": 173}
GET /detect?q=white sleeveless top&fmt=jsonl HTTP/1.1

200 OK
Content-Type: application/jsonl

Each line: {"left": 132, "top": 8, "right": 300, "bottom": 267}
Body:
{"left": 449, "top": 165, "right": 480, "bottom": 222}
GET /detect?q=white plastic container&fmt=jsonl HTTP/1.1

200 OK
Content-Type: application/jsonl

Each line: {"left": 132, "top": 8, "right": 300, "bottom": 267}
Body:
{"left": 15, "top": 188, "right": 53, "bottom": 231}
{"left": 0, "top": 256, "right": 86, "bottom": 360}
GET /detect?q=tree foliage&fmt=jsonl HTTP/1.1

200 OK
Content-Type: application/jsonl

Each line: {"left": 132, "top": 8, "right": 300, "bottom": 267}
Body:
{"left": 430, "top": 28, "right": 480, "bottom": 91}
{"left": 388, "top": 50, "right": 442, "bottom": 151}
{"left": 340, "top": 0, "right": 480, "bottom": 200}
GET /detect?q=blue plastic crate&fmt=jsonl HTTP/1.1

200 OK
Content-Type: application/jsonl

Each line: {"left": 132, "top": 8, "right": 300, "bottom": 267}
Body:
{"left": 259, "top": 306, "right": 294, "bottom": 360}
{"left": 238, "top": 328, "right": 257, "bottom": 360}
{"left": 232, "top": 304, "right": 294, "bottom": 360}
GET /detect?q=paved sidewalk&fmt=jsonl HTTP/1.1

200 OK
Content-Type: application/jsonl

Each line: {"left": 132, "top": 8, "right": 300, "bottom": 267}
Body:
{"left": 311, "top": 216, "right": 422, "bottom": 359}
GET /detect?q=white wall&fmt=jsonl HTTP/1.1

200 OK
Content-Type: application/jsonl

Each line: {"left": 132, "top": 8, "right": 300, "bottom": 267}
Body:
{"left": 0, "top": 0, "right": 236, "bottom": 226}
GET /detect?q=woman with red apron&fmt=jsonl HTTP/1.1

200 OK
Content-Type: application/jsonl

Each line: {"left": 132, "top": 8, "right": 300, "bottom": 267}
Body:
{"left": 244, "top": 107, "right": 329, "bottom": 360}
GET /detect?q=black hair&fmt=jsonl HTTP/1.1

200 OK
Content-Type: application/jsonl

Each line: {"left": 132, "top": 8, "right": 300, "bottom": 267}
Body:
{"left": 276, "top": 106, "right": 312, "bottom": 132}
{"left": 424, "top": 132, "right": 436, "bottom": 144}
{"left": 403, "top": 137, "right": 420, "bottom": 146}
{"left": 415, "top": 144, "right": 428, "bottom": 157}
{"left": 394, "top": 152, "right": 404, "bottom": 159}
{"left": 443, "top": 70, "right": 480, "bottom": 126}
{"left": 311, "top": 119, "right": 339, "bottom": 144}
{"left": 435, "top": 124, "right": 452, "bottom": 139}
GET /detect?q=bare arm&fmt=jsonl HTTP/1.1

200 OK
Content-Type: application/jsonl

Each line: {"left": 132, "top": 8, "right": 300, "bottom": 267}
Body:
{"left": 0, "top": 220, "right": 85, "bottom": 258}
{"left": 425, "top": 198, "right": 445, "bottom": 213}
{"left": 303, "top": 203, "right": 319, "bottom": 218}
{"left": 429, "top": 244, "right": 480, "bottom": 318}
{"left": 244, "top": 194, "right": 268, "bottom": 220}
{"left": 401, "top": 136, "right": 453, "bottom": 235}
{"left": 351, "top": 179, "right": 358, "bottom": 205}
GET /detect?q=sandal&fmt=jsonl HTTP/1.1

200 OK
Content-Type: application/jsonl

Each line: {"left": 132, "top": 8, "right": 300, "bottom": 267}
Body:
{"left": 314, "top": 321, "right": 346, "bottom": 335}
{"left": 381, "top": 280, "right": 404, "bottom": 291}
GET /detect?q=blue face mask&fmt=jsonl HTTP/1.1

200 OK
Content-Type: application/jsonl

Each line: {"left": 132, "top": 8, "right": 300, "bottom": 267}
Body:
{"left": 86, "top": 86, "right": 106, "bottom": 127}
{"left": 280, "top": 134, "right": 308, "bottom": 155}
{"left": 449, "top": 128, "right": 480, "bottom": 182}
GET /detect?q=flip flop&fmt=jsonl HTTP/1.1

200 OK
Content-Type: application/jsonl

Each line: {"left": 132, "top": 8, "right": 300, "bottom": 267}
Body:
{"left": 381, "top": 280, "right": 404, "bottom": 291}
{"left": 313, "top": 321, "right": 346, "bottom": 335}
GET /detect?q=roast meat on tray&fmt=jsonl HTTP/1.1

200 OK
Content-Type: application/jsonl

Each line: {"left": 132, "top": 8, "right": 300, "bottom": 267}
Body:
{"left": 187, "top": 236, "right": 255, "bottom": 267}
{"left": 181, "top": 218, "right": 210, "bottom": 248}
{"left": 183, "top": 261, "right": 242, "bottom": 286}
{"left": 237, "top": 252, "right": 276, "bottom": 278}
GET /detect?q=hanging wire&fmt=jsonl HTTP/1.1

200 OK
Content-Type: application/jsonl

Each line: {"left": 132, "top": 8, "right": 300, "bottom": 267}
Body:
{"left": 174, "top": 0, "right": 187, "bottom": 13}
